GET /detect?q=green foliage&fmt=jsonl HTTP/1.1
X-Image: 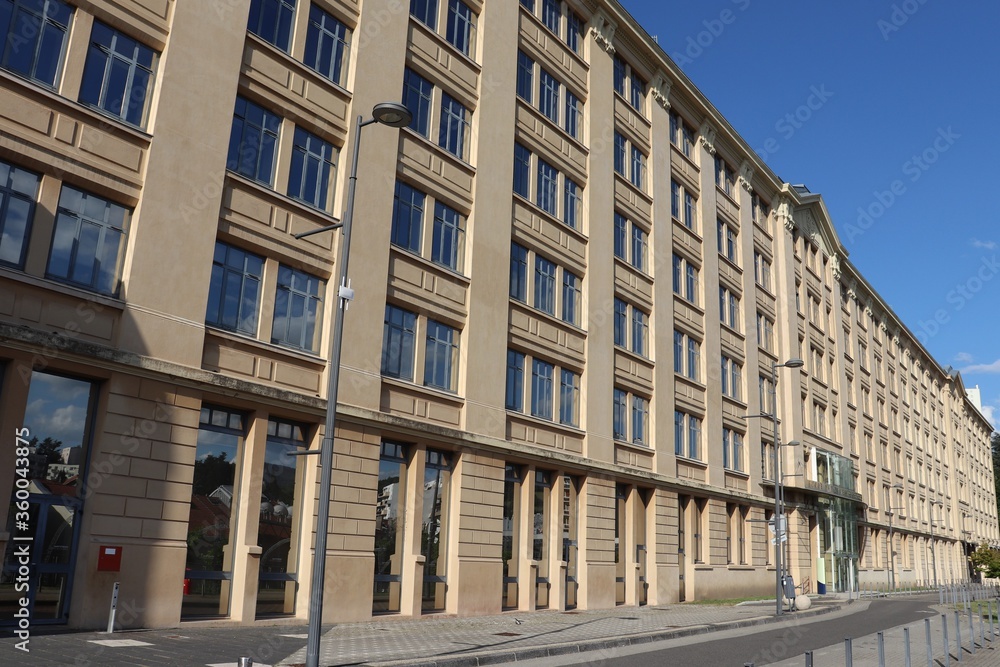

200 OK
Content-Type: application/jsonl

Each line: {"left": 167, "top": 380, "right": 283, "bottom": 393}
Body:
{"left": 969, "top": 542, "right": 1000, "bottom": 579}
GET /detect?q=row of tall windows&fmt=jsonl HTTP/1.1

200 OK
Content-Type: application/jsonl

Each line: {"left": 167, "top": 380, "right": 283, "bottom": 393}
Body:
{"left": 509, "top": 242, "right": 582, "bottom": 327}
{"left": 403, "top": 67, "right": 472, "bottom": 161}
{"left": 516, "top": 50, "right": 583, "bottom": 141}
{"left": 513, "top": 143, "right": 583, "bottom": 230}
{"left": 248, "top": 0, "right": 352, "bottom": 87}
{"left": 505, "top": 351, "right": 580, "bottom": 427}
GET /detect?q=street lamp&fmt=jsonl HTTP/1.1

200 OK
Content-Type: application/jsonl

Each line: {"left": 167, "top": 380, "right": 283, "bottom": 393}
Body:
{"left": 299, "top": 101, "right": 412, "bottom": 667}
{"left": 929, "top": 499, "right": 943, "bottom": 589}
{"left": 769, "top": 358, "right": 804, "bottom": 616}
{"left": 886, "top": 483, "right": 904, "bottom": 591}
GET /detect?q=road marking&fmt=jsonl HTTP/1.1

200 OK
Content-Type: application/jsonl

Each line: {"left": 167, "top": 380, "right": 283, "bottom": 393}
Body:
{"left": 88, "top": 639, "right": 153, "bottom": 647}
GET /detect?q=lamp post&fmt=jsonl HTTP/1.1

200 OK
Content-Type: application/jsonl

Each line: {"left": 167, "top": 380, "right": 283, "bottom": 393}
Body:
{"left": 299, "top": 102, "right": 412, "bottom": 667}
{"left": 769, "top": 358, "right": 804, "bottom": 616}
{"left": 929, "top": 499, "right": 943, "bottom": 589}
{"left": 886, "top": 483, "right": 904, "bottom": 591}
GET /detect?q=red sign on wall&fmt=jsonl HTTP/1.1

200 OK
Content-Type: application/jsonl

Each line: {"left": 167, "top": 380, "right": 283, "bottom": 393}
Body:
{"left": 97, "top": 546, "right": 122, "bottom": 572}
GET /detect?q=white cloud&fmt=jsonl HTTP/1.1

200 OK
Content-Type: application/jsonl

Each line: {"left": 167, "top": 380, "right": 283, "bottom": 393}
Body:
{"left": 981, "top": 404, "right": 995, "bottom": 425}
{"left": 972, "top": 239, "right": 998, "bottom": 250}
{"left": 962, "top": 359, "right": 1000, "bottom": 374}
{"left": 955, "top": 352, "right": 974, "bottom": 364}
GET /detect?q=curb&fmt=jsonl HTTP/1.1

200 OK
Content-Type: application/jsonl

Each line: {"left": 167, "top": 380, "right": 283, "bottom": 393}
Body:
{"left": 355, "top": 601, "right": 858, "bottom": 667}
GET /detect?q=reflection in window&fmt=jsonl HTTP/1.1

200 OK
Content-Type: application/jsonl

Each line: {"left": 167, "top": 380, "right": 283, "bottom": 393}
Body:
{"left": 533, "top": 470, "right": 551, "bottom": 609}
{"left": 0, "top": 0, "right": 74, "bottom": 88}
{"left": 421, "top": 449, "right": 452, "bottom": 612}
{"left": 0, "top": 159, "right": 40, "bottom": 269}
{"left": 205, "top": 242, "right": 263, "bottom": 335}
{"left": 183, "top": 406, "right": 245, "bottom": 618}
{"left": 47, "top": 186, "right": 129, "bottom": 296}
{"left": 255, "top": 419, "right": 307, "bottom": 617}
{"left": 502, "top": 464, "right": 522, "bottom": 609}
{"left": 374, "top": 441, "right": 407, "bottom": 613}
{"left": 271, "top": 266, "right": 324, "bottom": 352}
{"left": 78, "top": 21, "right": 157, "bottom": 128}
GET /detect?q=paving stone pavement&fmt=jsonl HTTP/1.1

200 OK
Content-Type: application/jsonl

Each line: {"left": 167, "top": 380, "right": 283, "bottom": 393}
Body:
{"left": 0, "top": 597, "right": 845, "bottom": 667}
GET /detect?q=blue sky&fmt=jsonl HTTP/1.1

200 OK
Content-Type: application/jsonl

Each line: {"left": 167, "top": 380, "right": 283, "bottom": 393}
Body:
{"left": 619, "top": 0, "right": 1000, "bottom": 428}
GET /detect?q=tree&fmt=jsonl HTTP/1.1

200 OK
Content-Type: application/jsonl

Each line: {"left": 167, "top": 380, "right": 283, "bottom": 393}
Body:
{"left": 969, "top": 542, "right": 1000, "bottom": 579}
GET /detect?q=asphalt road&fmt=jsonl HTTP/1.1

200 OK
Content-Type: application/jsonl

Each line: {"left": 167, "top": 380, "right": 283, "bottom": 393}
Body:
{"left": 514, "top": 595, "right": 941, "bottom": 667}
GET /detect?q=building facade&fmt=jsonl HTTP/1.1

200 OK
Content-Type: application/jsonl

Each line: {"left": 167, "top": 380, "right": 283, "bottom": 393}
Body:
{"left": 0, "top": 0, "right": 995, "bottom": 629}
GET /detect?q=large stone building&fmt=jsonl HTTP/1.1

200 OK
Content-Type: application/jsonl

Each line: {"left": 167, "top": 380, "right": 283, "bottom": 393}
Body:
{"left": 0, "top": 0, "right": 995, "bottom": 630}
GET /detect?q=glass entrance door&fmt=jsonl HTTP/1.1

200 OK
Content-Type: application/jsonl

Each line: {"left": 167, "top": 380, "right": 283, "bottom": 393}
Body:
{"left": 1, "top": 495, "right": 81, "bottom": 623}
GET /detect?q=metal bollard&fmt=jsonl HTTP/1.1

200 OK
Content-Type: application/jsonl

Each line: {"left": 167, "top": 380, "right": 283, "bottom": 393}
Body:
{"left": 943, "top": 615, "right": 951, "bottom": 667}
{"left": 980, "top": 608, "right": 985, "bottom": 649}
{"left": 805, "top": 651, "right": 813, "bottom": 667}
{"left": 991, "top": 600, "right": 996, "bottom": 641}
{"left": 925, "top": 618, "right": 933, "bottom": 667}
{"left": 238, "top": 659, "right": 253, "bottom": 667}
{"left": 904, "top": 626, "right": 912, "bottom": 667}
{"left": 878, "top": 631, "right": 885, "bottom": 666}
{"left": 845, "top": 637, "right": 853, "bottom": 667}
{"left": 968, "top": 608, "right": 976, "bottom": 654}
{"left": 955, "top": 610, "right": 963, "bottom": 662}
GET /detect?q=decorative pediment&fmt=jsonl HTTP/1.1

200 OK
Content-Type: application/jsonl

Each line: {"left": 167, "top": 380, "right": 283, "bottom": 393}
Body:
{"left": 589, "top": 11, "right": 616, "bottom": 54}
{"left": 698, "top": 119, "right": 717, "bottom": 155}
{"left": 650, "top": 71, "right": 671, "bottom": 110}
{"left": 830, "top": 253, "right": 842, "bottom": 281}
{"left": 738, "top": 160, "right": 754, "bottom": 193}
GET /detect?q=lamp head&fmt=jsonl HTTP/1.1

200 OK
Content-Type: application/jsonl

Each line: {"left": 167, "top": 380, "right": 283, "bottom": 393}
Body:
{"left": 782, "top": 358, "right": 805, "bottom": 369}
{"left": 372, "top": 102, "right": 412, "bottom": 128}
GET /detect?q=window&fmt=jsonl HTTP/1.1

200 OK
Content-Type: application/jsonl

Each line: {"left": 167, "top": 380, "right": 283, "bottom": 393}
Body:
{"left": 562, "top": 271, "right": 580, "bottom": 326}
{"left": 516, "top": 51, "right": 533, "bottom": 102}
{"left": 630, "top": 145, "right": 646, "bottom": 190}
{"left": 669, "top": 110, "right": 695, "bottom": 158}
{"left": 47, "top": 185, "right": 129, "bottom": 296}
{"left": 421, "top": 449, "right": 453, "bottom": 612}
{"left": 227, "top": 96, "right": 280, "bottom": 185}
{"left": 374, "top": 441, "right": 408, "bottom": 613}
{"left": 613, "top": 388, "right": 627, "bottom": 440}
{"left": 564, "top": 91, "right": 581, "bottom": 139}
{"left": 559, "top": 369, "right": 580, "bottom": 427}
{"left": 513, "top": 143, "right": 531, "bottom": 197}
{"left": 205, "top": 242, "right": 263, "bottom": 335}
{"left": 614, "top": 213, "right": 627, "bottom": 261}
{"left": 439, "top": 93, "right": 469, "bottom": 159}
{"left": 754, "top": 251, "right": 772, "bottom": 291}
{"left": 432, "top": 201, "right": 465, "bottom": 272}
{"left": 505, "top": 350, "right": 525, "bottom": 410}
{"left": 671, "top": 179, "right": 697, "bottom": 229}
{"left": 759, "top": 374, "right": 774, "bottom": 415}
{"left": 390, "top": 181, "right": 425, "bottom": 253}
{"left": 383, "top": 305, "right": 417, "bottom": 380}
{"left": 565, "top": 11, "right": 582, "bottom": 53}
{"left": 672, "top": 254, "right": 698, "bottom": 304}
{"left": 0, "top": 159, "right": 39, "bottom": 269}
{"left": 630, "top": 224, "right": 647, "bottom": 273}
{"left": 539, "top": 69, "right": 559, "bottom": 123}
{"left": 446, "top": 0, "right": 476, "bottom": 55}
{"left": 673, "top": 330, "right": 700, "bottom": 381}
{"left": 410, "top": 0, "right": 437, "bottom": 28}
{"left": 536, "top": 158, "right": 558, "bottom": 216}
{"left": 719, "top": 286, "right": 740, "bottom": 331}
{"left": 714, "top": 155, "right": 735, "bottom": 197}
{"left": 509, "top": 242, "right": 528, "bottom": 301}
{"left": 563, "top": 179, "right": 581, "bottom": 229}
{"left": 723, "top": 428, "right": 744, "bottom": 471}
{"left": 534, "top": 255, "right": 557, "bottom": 315}
{"left": 674, "top": 410, "right": 701, "bottom": 459}
{"left": 403, "top": 68, "right": 433, "bottom": 136}
{"left": 79, "top": 21, "right": 157, "bottom": 128}
{"left": 752, "top": 192, "right": 771, "bottom": 232}
{"left": 272, "top": 265, "right": 323, "bottom": 352}
{"left": 288, "top": 127, "right": 337, "bottom": 210}
{"left": 631, "top": 307, "right": 649, "bottom": 358}
{"left": 721, "top": 356, "right": 742, "bottom": 400}
{"left": 613, "top": 298, "right": 627, "bottom": 347}
{"left": 542, "top": 0, "right": 559, "bottom": 32}
{"left": 614, "top": 132, "right": 626, "bottom": 176}
{"left": 717, "top": 220, "right": 738, "bottom": 263}
{"left": 424, "top": 319, "right": 458, "bottom": 391}
{"left": 0, "top": 0, "right": 72, "bottom": 88}
{"left": 248, "top": 0, "right": 295, "bottom": 51}
{"left": 531, "top": 358, "right": 554, "bottom": 419}
{"left": 632, "top": 396, "right": 649, "bottom": 445}
{"left": 304, "top": 5, "right": 350, "bottom": 86}
{"left": 756, "top": 312, "right": 775, "bottom": 352}
{"left": 612, "top": 54, "right": 645, "bottom": 114}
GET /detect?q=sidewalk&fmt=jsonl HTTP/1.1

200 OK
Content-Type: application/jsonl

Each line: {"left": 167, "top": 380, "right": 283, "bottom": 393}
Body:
{"left": 0, "top": 596, "right": 847, "bottom": 667}
{"left": 770, "top": 603, "right": 1000, "bottom": 667}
